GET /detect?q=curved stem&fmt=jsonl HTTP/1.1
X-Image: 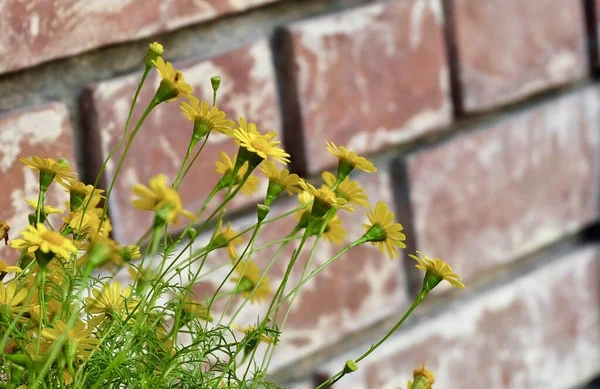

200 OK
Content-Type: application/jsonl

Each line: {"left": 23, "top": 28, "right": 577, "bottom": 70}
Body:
{"left": 315, "top": 290, "right": 427, "bottom": 389}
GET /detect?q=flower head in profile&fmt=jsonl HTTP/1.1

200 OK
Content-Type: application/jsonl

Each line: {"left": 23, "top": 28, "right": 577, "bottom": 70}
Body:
{"left": 11, "top": 223, "right": 77, "bottom": 262}
{"left": 261, "top": 161, "right": 303, "bottom": 205}
{"left": 410, "top": 251, "right": 464, "bottom": 292}
{"left": 25, "top": 198, "right": 63, "bottom": 216}
{"left": 180, "top": 96, "right": 235, "bottom": 140}
{"left": 0, "top": 219, "right": 9, "bottom": 246}
{"left": 320, "top": 215, "right": 346, "bottom": 245}
{"left": 322, "top": 171, "right": 369, "bottom": 208}
{"left": 0, "top": 281, "right": 28, "bottom": 313}
{"left": 39, "top": 320, "right": 99, "bottom": 361}
{"left": 326, "top": 142, "right": 376, "bottom": 180}
{"left": 215, "top": 152, "right": 260, "bottom": 195}
{"left": 231, "top": 259, "right": 272, "bottom": 304}
{"left": 62, "top": 192, "right": 110, "bottom": 238}
{"left": 212, "top": 221, "right": 244, "bottom": 251}
{"left": 0, "top": 259, "right": 21, "bottom": 274}
{"left": 300, "top": 181, "right": 352, "bottom": 220}
{"left": 85, "top": 281, "right": 138, "bottom": 320}
{"left": 180, "top": 293, "right": 212, "bottom": 322}
{"left": 132, "top": 174, "right": 196, "bottom": 225}
{"left": 153, "top": 57, "right": 192, "bottom": 102}
{"left": 406, "top": 364, "right": 435, "bottom": 389}
{"left": 232, "top": 117, "right": 290, "bottom": 167}
{"left": 20, "top": 156, "right": 77, "bottom": 189}
{"left": 362, "top": 201, "right": 406, "bottom": 260}
{"left": 62, "top": 180, "right": 104, "bottom": 211}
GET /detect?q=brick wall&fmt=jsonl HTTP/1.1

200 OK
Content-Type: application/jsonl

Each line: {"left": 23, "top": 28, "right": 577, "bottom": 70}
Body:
{"left": 1, "top": 1, "right": 600, "bottom": 388}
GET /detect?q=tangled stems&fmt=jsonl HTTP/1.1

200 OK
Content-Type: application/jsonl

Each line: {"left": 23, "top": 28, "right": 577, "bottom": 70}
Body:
{"left": 315, "top": 290, "right": 427, "bottom": 389}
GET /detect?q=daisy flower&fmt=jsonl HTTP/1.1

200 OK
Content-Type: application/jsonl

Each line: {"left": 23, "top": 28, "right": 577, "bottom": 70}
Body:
{"left": 231, "top": 259, "right": 272, "bottom": 304}
{"left": 410, "top": 251, "right": 465, "bottom": 291}
{"left": 132, "top": 174, "right": 196, "bottom": 225}
{"left": 362, "top": 201, "right": 406, "bottom": 260}
{"left": 153, "top": 57, "right": 192, "bottom": 102}
{"left": 232, "top": 117, "right": 290, "bottom": 166}
{"left": 11, "top": 223, "right": 77, "bottom": 262}
{"left": 326, "top": 142, "right": 376, "bottom": 179}
{"left": 322, "top": 171, "right": 369, "bottom": 208}
{"left": 215, "top": 152, "right": 260, "bottom": 195}
{"left": 261, "top": 160, "right": 303, "bottom": 205}
{"left": 180, "top": 96, "right": 235, "bottom": 139}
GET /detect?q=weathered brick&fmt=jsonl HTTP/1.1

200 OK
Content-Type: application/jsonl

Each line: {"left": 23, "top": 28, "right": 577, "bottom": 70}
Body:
{"left": 450, "top": 0, "right": 587, "bottom": 112}
{"left": 280, "top": 0, "right": 452, "bottom": 175}
{"left": 0, "top": 103, "right": 76, "bottom": 261}
{"left": 320, "top": 247, "right": 600, "bottom": 389}
{"left": 394, "top": 87, "right": 600, "bottom": 289}
{"left": 187, "top": 165, "right": 408, "bottom": 370}
{"left": 82, "top": 40, "right": 281, "bottom": 243}
{"left": 0, "top": 0, "right": 280, "bottom": 74}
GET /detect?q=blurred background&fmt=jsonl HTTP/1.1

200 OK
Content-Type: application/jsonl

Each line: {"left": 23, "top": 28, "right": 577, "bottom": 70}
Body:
{"left": 1, "top": 0, "right": 600, "bottom": 388}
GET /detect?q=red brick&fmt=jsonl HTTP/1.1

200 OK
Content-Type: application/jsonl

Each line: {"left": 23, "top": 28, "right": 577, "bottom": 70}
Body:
{"left": 451, "top": 0, "right": 587, "bottom": 112}
{"left": 280, "top": 0, "right": 452, "bottom": 175}
{"left": 320, "top": 247, "right": 600, "bottom": 389}
{"left": 0, "top": 0, "right": 280, "bottom": 74}
{"left": 395, "top": 87, "right": 600, "bottom": 289}
{"left": 82, "top": 40, "right": 281, "bottom": 243}
{"left": 0, "top": 103, "right": 77, "bottom": 262}
{"left": 187, "top": 166, "right": 408, "bottom": 369}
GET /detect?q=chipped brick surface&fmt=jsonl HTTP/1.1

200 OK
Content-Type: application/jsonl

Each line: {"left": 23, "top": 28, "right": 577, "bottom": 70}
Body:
{"left": 82, "top": 40, "right": 281, "bottom": 243}
{"left": 0, "top": 0, "right": 280, "bottom": 74}
{"left": 451, "top": 0, "right": 587, "bottom": 112}
{"left": 280, "top": 0, "right": 452, "bottom": 175}
{"left": 396, "top": 87, "right": 600, "bottom": 288}
{"left": 0, "top": 103, "right": 76, "bottom": 262}
{"left": 184, "top": 165, "right": 407, "bottom": 369}
{"left": 320, "top": 247, "right": 600, "bottom": 389}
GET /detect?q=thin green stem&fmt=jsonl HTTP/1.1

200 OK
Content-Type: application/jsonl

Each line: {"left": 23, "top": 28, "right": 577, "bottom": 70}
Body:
{"left": 100, "top": 99, "right": 158, "bottom": 226}
{"left": 315, "top": 290, "right": 427, "bottom": 389}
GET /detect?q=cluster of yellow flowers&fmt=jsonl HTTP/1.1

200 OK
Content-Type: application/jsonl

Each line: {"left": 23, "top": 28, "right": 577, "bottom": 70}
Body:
{"left": 0, "top": 42, "right": 463, "bottom": 388}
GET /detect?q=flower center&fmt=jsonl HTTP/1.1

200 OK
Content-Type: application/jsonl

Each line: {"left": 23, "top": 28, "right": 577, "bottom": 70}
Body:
{"left": 42, "top": 231, "right": 66, "bottom": 246}
{"left": 250, "top": 138, "right": 270, "bottom": 153}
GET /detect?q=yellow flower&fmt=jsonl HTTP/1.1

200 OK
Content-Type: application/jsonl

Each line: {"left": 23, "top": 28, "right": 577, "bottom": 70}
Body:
{"left": 322, "top": 171, "right": 369, "bottom": 208}
{"left": 300, "top": 181, "right": 353, "bottom": 219}
{"left": 0, "top": 281, "right": 28, "bottom": 312}
{"left": 231, "top": 259, "right": 272, "bottom": 304}
{"left": 20, "top": 156, "right": 77, "bottom": 183}
{"left": 362, "top": 201, "right": 406, "bottom": 260}
{"left": 212, "top": 221, "right": 244, "bottom": 251}
{"left": 180, "top": 96, "right": 235, "bottom": 138}
{"left": 407, "top": 364, "right": 435, "bottom": 389}
{"left": 132, "top": 174, "right": 196, "bottom": 224}
{"left": 85, "top": 281, "right": 138, "bottom": 319}
{"left": 233, "top": 324, "right": 275, "bottom": 344}
{"left": 0, "top": 219, "right": 9, "bottom": 245}
{"left": 232, "top": 118, "right": 290, "bottom": 165}
{"left": 0, "top": 259, "right": 21, "bottom": 274}
{"left": 152, "top": 57, "right": 192, "bottom": 102}
{"left": 321, "top": 215, "right": 346, "bottom": 245}
{"left": 181, "top": 293, "right": 212, "bottom": 322}
{"left": 78, "top": 236, "right": 140, "bottom": 269}
{"left": 326, "top": 142, "right": 376, "bottom": 178}
{"left": 25, "top": 198, "right": 63, "bottom": 215}
{"left": 261, "top": 161, "right": 302, "bottom": 205}
{"left": 11, "top": 223, "right": 77, "bottom": 261}
{"left": 63, "top": 181, "right": 104, "bottom": 211}
{"left": 40, "top": 320, "right": 99, "bottom": 361}
{"left": 410, "top": 251, "right": 465, "bottom": 290}
{"left": 215, "top": 152, "right": 260, "bottom": 195}
{"left": 63, "top": 192, "right": 111, "bottom": 238}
